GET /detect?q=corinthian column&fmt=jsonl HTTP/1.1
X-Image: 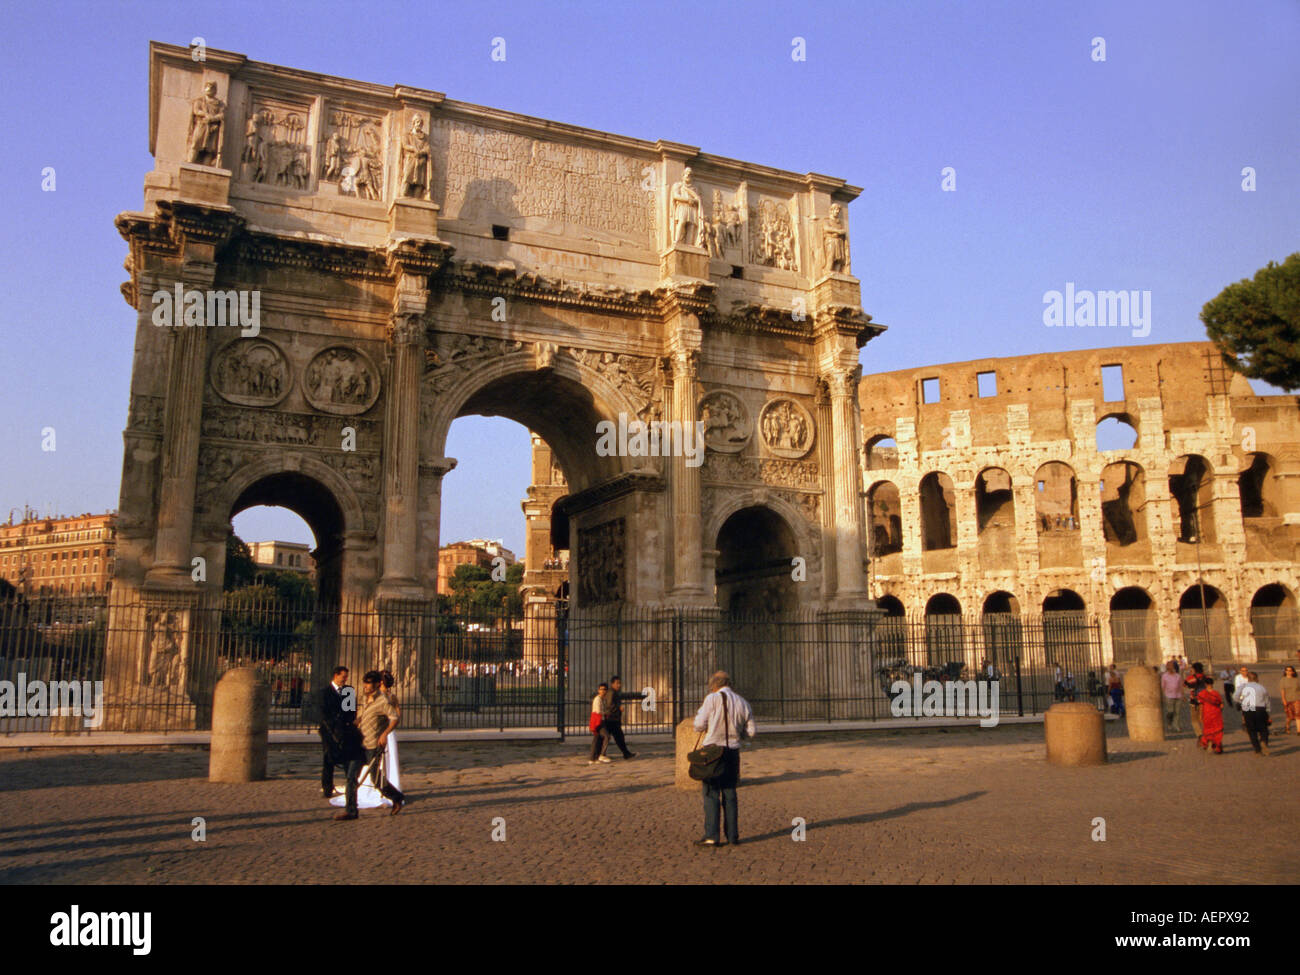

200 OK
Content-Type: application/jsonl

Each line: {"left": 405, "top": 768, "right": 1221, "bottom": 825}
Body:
{"left": 145, "top": 262, "right": 216, "bottom": 589}
{"left": 669, "top": 349, "right": 706, "bottom": 599}
{"left": 378, "top": 313, "right": 425, "bottom": 598}
{"left": 826, "top": 366, "right": 868, "bottom": 601}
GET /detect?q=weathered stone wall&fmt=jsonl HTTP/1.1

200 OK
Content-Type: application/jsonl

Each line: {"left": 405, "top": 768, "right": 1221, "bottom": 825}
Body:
{"left": 859, "top": 342, "right": 1300, "bottom": 664}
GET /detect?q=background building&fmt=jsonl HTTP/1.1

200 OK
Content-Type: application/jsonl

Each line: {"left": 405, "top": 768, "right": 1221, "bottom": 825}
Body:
{"left": 247, "top": 540, "right": 315, "bottom": 579}
{"left": 859, "top": 341, "right": 1299, "bottom": 666}
{"left": 0, "top": 511, "right": 117, "bottom": 596}
{"left": 437, "top": 540, "right": 516, "bottom": 595}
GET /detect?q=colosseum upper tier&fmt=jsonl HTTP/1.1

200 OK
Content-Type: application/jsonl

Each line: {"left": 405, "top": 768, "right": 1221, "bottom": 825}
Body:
{"left": 859, "top": 340, "right": 1300, "bottom": 665}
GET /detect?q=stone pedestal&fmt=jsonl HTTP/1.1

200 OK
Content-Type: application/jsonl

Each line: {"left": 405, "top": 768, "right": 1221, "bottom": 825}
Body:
{"left": 1123, "top": 666, "right": 1166, "bottom": 742}
{"left": 209, "top": 667, "right": 270, "bottom": 782}
{"left": 675, "top": 717, "right": 699, "bottom": 792}
{"left": 388, "top": 197, "right": 440, "bottom": 241}
{"left": 1044, "top": 702, "right": 1107, "bottom": 766}
{"left": 660, "top": 244, "right": 708, "bottom": 281}
{"left": 177, "top": 163, "right": 231, "bottom": 207}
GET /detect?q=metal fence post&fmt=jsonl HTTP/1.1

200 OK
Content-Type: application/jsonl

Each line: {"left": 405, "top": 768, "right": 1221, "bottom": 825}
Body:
{"left": 1015, "top": 655, "right": 1024, "bottom": 717}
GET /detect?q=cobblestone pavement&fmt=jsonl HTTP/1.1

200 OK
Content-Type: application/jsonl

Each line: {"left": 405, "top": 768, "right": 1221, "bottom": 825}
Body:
{"left": 0, "top": 721, "right": 1294, "bottom": 884}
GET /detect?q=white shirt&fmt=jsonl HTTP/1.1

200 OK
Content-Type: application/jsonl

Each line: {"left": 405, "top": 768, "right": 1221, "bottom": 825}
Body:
{"left": 1234, "top": 673, "right": 1249, "bottom": 690}
{"left": 1236, "top": 681, "right": 1270, "bottom": 712}
{"left": 693, "top": 687, "right": 756, "bottom": 750}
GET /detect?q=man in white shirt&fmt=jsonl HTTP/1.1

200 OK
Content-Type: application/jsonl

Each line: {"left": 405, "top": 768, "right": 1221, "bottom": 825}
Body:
{"left": 1236, "top": 671, "right": 1271, "bottom": 755}
{"left": 692, "top": 671, "right": 756, "bottom": 848}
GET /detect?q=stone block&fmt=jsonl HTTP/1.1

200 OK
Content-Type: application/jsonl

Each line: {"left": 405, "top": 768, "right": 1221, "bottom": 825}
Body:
{"left": 1123, "top": 665, "right": 1165, "bottom": 742}
{"left": 177, "top": 163, "right": 231, "bottom": 207}
{"left": 209, "top": 667, "right": 270, "bottom": 782}
{"left": 1044, "top": 702, "right": 1107, "bottom": 766}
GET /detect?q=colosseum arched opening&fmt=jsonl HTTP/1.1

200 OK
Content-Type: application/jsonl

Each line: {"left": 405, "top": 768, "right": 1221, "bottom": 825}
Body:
{"left": 1034, "top": 461, "right": 1081, "bottom": 568}
{"left": 975, "top": 468, "right": 1015, "bottom": 571}
{"left": 1109, "top": 586, "right": 1159, "bottom": 665}
{"left": 1250, "top": 583, "right": 1299, "bottom": 661}
{"left": 1100, "top": 461, "right": 1149, "bottom": 563}
{"left": 924, "top": 592, "right": 963, "bottom": 668}
{"left": 1179, "top": 584, "right": 1232, "bottom": 663}
{"left": 919, "top": 472, "right": 957, "bottom": 573}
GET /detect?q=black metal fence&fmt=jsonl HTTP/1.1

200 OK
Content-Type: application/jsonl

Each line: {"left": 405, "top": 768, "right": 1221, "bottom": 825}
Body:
{"left": 0, "top": 593, "right": 1105, "bottom": 736}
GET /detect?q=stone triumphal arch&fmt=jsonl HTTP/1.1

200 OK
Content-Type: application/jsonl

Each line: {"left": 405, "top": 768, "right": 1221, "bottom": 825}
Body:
{"left": 106, "top": 44, "right": 880, "bottom": 728}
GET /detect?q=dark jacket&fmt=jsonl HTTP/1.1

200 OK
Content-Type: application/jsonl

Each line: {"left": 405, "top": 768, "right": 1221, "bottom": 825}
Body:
{"left": 318, "top": 682, "right": 364, "bottom": 762}
{"left": 605, "top": 688, "right": 645, "bottom": 723}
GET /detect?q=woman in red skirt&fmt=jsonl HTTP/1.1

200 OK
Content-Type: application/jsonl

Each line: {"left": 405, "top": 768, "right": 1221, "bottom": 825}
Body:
{"left": 1196, "top": 676, "right": 1224, "bottom": 754}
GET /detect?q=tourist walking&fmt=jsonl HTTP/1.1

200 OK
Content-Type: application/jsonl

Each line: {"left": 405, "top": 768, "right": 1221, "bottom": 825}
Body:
{"left": 1107, "top": 664, "right": 1124, "bottom": 716}
{"left": 1160, "top": 661, "right": 1186, "bottom": 732}
{"left": 588, "top": 683, "right": 612, "bottom": 764}
{"left": 603, "top": 676, "right": 645, "bottom": 759}
{"left": 692, "top": 671, "right": 756, "bottom": 848}
{"left": 1280, "top": 666, "right": 1299, "bottom": 735}
{"left": 1195, "top": 676, "right": 1225, "bottom": 754}
{"left": 1236, "top": 671, "right": 1271, "bottom": 757}
{"left": 1183, "top": 662, "right": 1209, "bottom": 735}
{"left": 1219, "top": 666, "right": 1235, "bottom": 709}
{"left": 318, "top": 665, "right": 354, "bottom": 799}
{"left": 336, "top": 671, "right": 404, "bottom": 819}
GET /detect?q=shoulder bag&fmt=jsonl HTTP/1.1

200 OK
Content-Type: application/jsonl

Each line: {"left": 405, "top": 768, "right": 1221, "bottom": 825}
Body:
{"left": 687, "top": 690, "right": 730, "bottom": 781}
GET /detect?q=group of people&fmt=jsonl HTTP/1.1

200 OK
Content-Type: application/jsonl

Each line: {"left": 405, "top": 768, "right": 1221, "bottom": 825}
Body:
{"left": 319, "top": 666, "right": 405, "bottom": 820}
{"left": 1157, "top": 658, "right": 1287, "bottom": 756}
{"left": 587, "top": 676, "right": 645, "bottom": 763}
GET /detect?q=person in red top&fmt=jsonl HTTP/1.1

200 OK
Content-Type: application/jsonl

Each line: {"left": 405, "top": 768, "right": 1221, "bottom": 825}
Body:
{"left": 1196, "top": 676, "right": 1224, "bottom": 754}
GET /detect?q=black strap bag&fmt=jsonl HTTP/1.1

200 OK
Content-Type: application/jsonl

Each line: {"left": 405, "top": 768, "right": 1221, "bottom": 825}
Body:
{"left": 687, "top": 690, "right": 730, "bottom": 781}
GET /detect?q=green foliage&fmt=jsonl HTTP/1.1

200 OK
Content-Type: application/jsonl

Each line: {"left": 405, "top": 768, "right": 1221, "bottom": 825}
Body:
{"left": 1201, "top": 253, "right": 1300, "bottom": 391}
{"left": 447, "top": 560, "right": 525, "bottom": 617}
{"left": 224, "top": 533, "right": 258, "bottom": 591}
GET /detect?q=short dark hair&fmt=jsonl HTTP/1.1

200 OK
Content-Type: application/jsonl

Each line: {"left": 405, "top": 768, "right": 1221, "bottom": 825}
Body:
{"left": 362, "top": 670, "right": 382, "bottom": 685}
{"left": 332, "top": 666, "right": 349, "bottom": 678}
{"left": 610, "top": 675, "right": 621, "bottom": 683}
{"left": 381, "top": 670, "right": 395, "bottom": 689}
{"left": 1203, "top": 676, "right": 1215, "bottom": 687}
{"left": 597, "top": 682, "right": 609, "bottom": 691}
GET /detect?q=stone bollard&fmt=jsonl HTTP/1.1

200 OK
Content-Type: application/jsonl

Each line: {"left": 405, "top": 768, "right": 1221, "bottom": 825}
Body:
{"left": 1123, "top": 665, "right": 1165, "bottom": 742}
{"left": 1044, "top": 702, "right": 1107, "bottom": 766}
{"left": 675, "top": 718, "right": 699, "bottom": 792}
{"left": 209, "top": 667, "right": 270, "bottom": 782}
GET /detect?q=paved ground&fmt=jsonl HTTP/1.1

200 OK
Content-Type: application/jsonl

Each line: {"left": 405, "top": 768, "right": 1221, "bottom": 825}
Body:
{"left": 0, "top": 719, "right": 1294, "bottom": 884}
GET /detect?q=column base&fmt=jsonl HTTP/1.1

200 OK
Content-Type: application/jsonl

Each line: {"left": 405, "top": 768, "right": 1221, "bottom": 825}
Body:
{"left": 142, "top": 564, "right": 198, "bottom": 591}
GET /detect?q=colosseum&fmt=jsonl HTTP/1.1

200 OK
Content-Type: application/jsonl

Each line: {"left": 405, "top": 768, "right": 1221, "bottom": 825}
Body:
{"left": 859, "top": 340, "right": 1299, "bottom": 666}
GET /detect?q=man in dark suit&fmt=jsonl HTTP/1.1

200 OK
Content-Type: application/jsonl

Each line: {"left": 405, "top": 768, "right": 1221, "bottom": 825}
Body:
{"left": 319, "top": 666, "right": 355, "bottom": 798}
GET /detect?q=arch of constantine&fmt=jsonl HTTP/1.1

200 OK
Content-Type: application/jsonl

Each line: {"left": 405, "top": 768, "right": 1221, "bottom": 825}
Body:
{"left": 105, "top": 43, "right": 879, "bottom": 729}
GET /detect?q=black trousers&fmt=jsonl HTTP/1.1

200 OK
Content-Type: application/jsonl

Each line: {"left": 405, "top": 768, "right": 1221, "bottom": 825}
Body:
{"left": 605, "top": 719, "right": 632, "bottom": 757}
{"left": 1242, "top": 709, "right": 1270, "bottom": 752}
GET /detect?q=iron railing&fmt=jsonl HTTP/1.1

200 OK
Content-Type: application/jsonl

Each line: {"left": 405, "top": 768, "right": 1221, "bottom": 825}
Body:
{"left": 0, "top": 593, "right": 1109, "bottom": 735}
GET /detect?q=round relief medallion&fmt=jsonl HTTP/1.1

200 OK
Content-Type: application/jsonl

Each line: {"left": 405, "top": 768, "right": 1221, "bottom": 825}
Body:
{"left": 210, "top": 338, "right": 291, "bottom": 407}
{"left": 302, "top": 346, "right": 380, "bottom": 415}
{"left": 759, "top": 398, "right": 815, "bottom": 458}
{"left": 698, "top": 390, "right": 752, "bottom": 453}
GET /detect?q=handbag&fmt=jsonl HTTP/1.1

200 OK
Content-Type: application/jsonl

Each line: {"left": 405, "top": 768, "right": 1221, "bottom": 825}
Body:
{"left": 687, "top": 690, "right": 730, "bottom": 781}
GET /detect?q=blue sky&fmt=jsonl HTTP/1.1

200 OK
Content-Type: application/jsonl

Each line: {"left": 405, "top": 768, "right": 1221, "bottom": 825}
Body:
{"left": 1, "top": 0, "right": 1296, "bottom": 557}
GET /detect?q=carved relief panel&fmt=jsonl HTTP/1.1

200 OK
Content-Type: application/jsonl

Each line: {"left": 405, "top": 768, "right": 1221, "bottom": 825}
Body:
{"left": 698, "top": 390, "right": 751, "bottom": 453}
{"left": 749, "top": 196, "right": 799, "bottom": 272}
{"left": 210, "top": 338, "right": 292, "bottom": 407}
{"left": 319, "top": 107, "right": 386, "bottom": 200}
{"left": 240, "top": 92, "right": 314, "bottom": 189}
{"left": 577, "top": 518, "right": 626, "bottom": 605}
{"left": 759, "top": 398, "right": 815, "bottom": 459}
{"left": 302, "top": 346, "right": 381, "bottom": 415}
